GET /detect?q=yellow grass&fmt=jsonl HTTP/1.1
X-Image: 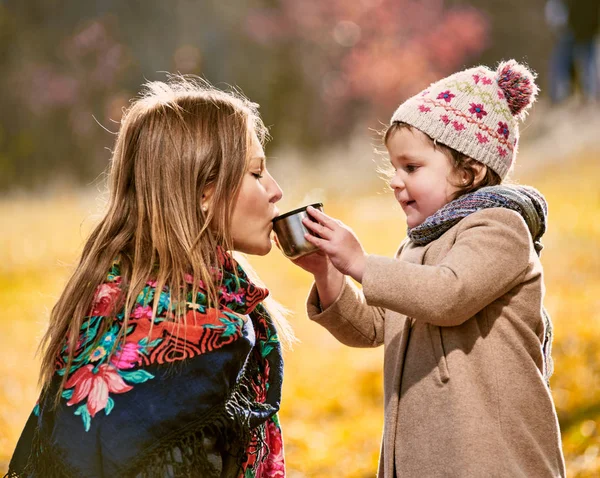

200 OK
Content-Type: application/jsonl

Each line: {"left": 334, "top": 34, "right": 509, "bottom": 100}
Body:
{"left": 0, "top": 152, "right": 599, "bottom": 477}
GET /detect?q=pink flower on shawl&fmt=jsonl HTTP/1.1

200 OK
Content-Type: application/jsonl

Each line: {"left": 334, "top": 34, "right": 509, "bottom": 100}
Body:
{"left": 65, "top": 364, "right": 133, "bottom": 417}
{"left": 131, "top": 305, "right": 153, "bottom": 319}
{"left": 110, "top": 342, "right": 141, "bottom": 369}
{"left": 220, "top": 286, "right": 245, "bottom": 305}
{"left": 90, "top": 282, "right": 121, "bottom": 316}
{"left": 184, "top": 273, "right": 208, "bottom": 287}
{"left": 255, "top": 419, "right": 285, "bottom": 477}
{"left": 252, "top": 360, "right": 270, "bottom": 403}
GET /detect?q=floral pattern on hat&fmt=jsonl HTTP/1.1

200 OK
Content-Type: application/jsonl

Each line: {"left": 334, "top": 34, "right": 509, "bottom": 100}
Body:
{"left": 390, "top": 60, "right": 538, "bottom": 179}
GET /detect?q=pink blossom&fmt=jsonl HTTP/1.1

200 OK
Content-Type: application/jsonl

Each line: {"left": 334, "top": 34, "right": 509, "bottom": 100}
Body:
{"left": 440, "top": 114, "right": 450, "bottom": 125}
{"left": 497, "top": 121, "right": 510, "bottom": 139}
{"left": 468, "top": 103, "right": 487, "bottom": 119}
{"left": 482, "top": 77, "right": 492, "bottom": 85}
{"left": 65, "top": 364, "right": 133, "bottom": 417}
{"left": 90, "top": 282, "right": 121, "bottom": 316}
{"left": 437, "top": 90, "right": 455, "bottom": 102}
{"left": 418, "top": 104, "right": 431, "bottom": 113}
{"left": 476, "top": 132, "right": 489, "bottom": 143}
{"left": 497, "top": 146, "right": 507, "bottom": 157}
{"left": 131, "top": 305, "right": 153, "bottom": 319}
{"left": 184, "top": 273, "right": 206, "bottom": 288}
{"left": 452, "top": 121, "right": 465, "bottom": 131}
{"left": 220, "top": 286, "right": 245, "bottom": 305}
{"left": 252, "top": 360, "right": 270, "bottom": 404}
{"left": 256, "top": 420, "right": 285, "bottom": 476}
{"left": 110, "top": 342, "right": 140, "bottom": 369}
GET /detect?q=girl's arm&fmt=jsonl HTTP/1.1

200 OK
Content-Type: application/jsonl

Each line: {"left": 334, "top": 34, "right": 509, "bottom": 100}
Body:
{"left": 362, "top": 208, "right": 533, "bottom": 326}
{"left": 307, "top": 275, "right": 386, "bottom": 348}
{"left": 290, "top": 243, "right": 386, "bottom": 347}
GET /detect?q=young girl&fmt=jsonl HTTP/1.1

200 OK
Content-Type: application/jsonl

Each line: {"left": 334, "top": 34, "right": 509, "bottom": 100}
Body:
{"left": 294, "top": 60, "right": 566, "bottom": 477}
{"left": 8, "top": 77, "right": 290, "bottom": 478}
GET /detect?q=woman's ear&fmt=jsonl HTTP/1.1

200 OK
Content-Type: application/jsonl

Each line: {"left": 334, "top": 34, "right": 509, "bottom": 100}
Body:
{"left": 201, "top": 184, "right": 215, "bottom": 213}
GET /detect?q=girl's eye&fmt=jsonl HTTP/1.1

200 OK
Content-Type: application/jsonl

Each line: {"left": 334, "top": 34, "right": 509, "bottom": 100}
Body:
{"left": 405, "top": 164, "right": 419, "bottom": 173}
{"left": 251, "top": 172, "right": 264, "bottom": 179}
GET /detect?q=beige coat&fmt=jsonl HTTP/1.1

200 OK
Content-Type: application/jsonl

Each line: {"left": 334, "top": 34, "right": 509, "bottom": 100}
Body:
{"left": 307, "top": 208, "right": 565, "bottom": 477}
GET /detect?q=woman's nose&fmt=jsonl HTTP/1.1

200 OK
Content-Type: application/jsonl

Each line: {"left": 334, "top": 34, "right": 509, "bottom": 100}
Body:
{"left": 268, "top": 173, "right": 283, "bottom": 203}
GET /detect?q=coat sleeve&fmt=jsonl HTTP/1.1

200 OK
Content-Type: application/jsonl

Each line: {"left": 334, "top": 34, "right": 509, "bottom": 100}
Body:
{"left": 362, "top": 208, "right": 533, "bottom": 327}
{"left": 306, "top": 276, "right": 386, "bottom": 348}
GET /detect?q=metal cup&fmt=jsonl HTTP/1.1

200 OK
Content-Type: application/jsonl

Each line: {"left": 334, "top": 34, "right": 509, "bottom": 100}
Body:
{"left": 272, "top": 202, "right": 324, "bottom": 260}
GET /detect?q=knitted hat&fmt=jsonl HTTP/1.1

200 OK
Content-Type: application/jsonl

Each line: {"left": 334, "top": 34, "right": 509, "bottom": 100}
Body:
{"left": 390, "top": 60, "right": 538, "bottom": 179}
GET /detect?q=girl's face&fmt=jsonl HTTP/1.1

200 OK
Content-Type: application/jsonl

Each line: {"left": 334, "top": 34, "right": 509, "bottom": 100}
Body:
{"left": 387, "top": 127, "right": 460, "bottom": 229}
{"left": 230, "top": 132, "right": 283, "bottom": 255}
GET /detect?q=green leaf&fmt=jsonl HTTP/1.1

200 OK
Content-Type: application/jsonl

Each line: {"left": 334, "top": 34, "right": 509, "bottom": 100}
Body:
{"left": 74, "top": 404, "right": 91, "bottom": 432}
{"left": 62, "top": 389, "right": 74, "bottom": 400}
{"left": 105, "top": 397, "right": 114, "bottom": 416}
{"left": 271, "top": 414, "right": 280, "bottom": 427}
{"left": 137, "top": 286, "right": 155, "bottom": 305}
{"left": 120, "top": 369, "right": 155, "bottom": 384}
{"left": 262, "top": 344, "right": 274, "bottom": 357}
{"left": 33, "top": 403, "right": 40, "bottom": 417}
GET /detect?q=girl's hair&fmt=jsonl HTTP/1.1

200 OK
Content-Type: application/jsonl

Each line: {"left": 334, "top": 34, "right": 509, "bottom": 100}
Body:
{"left": 383, "top": 122, "right": 502, "bottom": 199}
{"left": 39, "top": 76, "right": 293, "bottom": 404}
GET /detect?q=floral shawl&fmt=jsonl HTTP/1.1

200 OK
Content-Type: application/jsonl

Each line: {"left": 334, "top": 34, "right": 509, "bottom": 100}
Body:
{"left": 8, "top": 249, "right": 285, "bottom": 477}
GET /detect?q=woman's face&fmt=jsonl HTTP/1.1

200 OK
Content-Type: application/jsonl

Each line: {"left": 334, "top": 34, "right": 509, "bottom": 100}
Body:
{"left": 230, "top": 132, "right": 283, "bottom": 255}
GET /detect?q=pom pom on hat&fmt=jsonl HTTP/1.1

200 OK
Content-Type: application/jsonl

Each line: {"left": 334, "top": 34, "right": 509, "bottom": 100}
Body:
{"left": 496, "top": 60, "right": 538, "bottom": 119}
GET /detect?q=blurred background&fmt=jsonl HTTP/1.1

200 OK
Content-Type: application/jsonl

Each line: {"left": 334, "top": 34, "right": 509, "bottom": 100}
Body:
{"left": 1, "top": 0, "right": 599, "bottom": 476}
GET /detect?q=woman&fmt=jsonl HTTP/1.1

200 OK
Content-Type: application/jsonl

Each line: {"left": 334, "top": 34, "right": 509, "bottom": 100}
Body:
{"left": 7, "top": 77, "right": 291, "bottom": 477}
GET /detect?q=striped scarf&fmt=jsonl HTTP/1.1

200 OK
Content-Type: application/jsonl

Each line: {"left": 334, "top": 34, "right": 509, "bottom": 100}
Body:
{"left": 408, "top": 185, "right": 554, "bottom": 384}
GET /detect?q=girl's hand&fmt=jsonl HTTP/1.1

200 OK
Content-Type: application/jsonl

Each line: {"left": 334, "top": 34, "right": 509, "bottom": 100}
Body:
{"left": 302, "top": 206, "right": 367, "bottom": 283}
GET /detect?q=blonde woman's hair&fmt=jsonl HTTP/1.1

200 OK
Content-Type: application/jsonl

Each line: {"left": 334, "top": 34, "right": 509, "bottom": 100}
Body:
{"left": 39, "top": 76, "right": 294, "bottom": 405}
